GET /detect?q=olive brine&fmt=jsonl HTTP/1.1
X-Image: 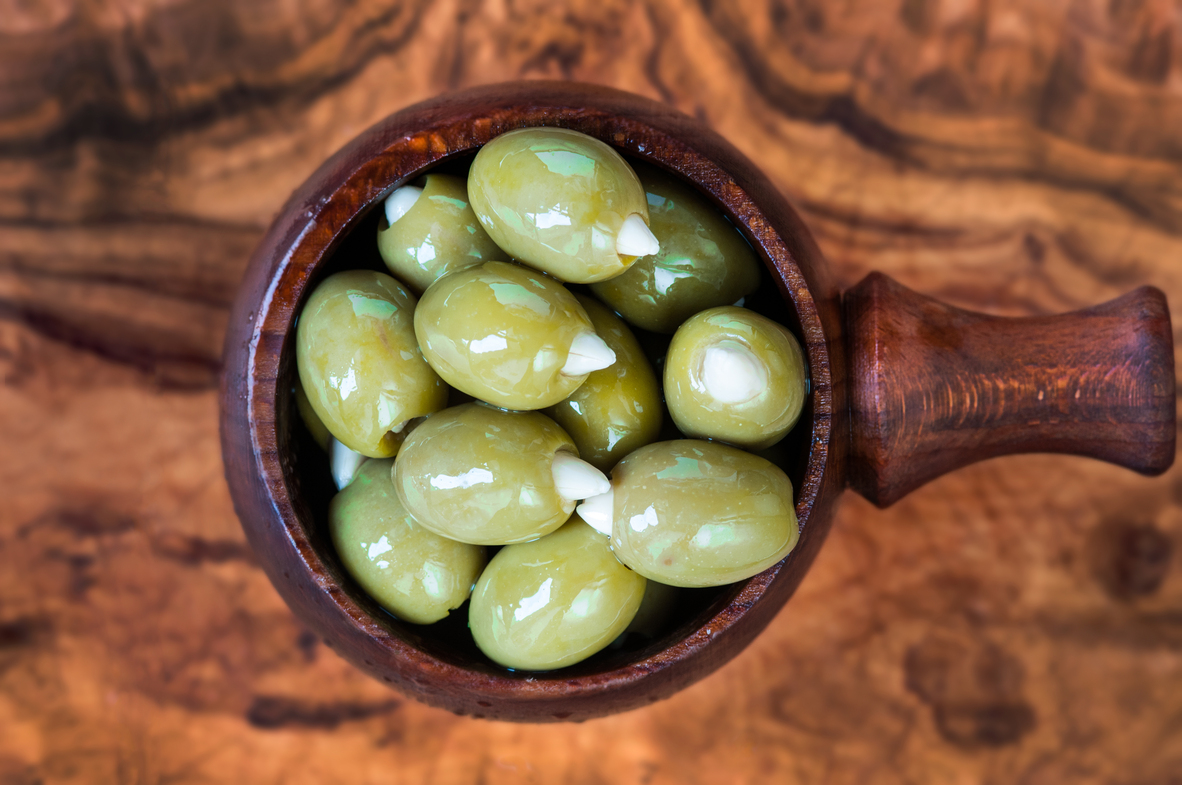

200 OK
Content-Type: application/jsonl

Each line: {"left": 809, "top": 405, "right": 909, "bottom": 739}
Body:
{"left": 295, "top": 128, "right": 808, "bottom": 672}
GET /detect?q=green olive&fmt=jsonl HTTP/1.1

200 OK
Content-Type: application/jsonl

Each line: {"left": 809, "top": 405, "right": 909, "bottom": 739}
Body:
{"left": 294, "top": 378, "right": 332, "bottom": 452}
{"left": 589, "top": 163, "right": 762, "bottom": 333}
{"left": 469, "top": 516, "right": 646, "bottom": 670}
{"left": 329, "top": 459, "right": 486, "bottom": 624}
{"left": 394, "top": 403, "right": 583, "bottom": 545}
{"left": 616, "top": 579, "right": 680, "bottom": 643}
{"left": 664, "top": 307, "right": 807, "bottom": 450}
{"left": 414, "top": 261, "right": 609, "bottom": 410}
{"left": 377, "top": 174, "right": 502, "bottom": 295}
{"left": 467, "top": 128, "right": 653, "bottom": 284}
{"left": 545, "top": 295, "right": 662, "bottom": 472}
{"left": 297, "top": 270, "right": 448, "bottom": 457}
{"left": 586, "top": 440, "right": 799, "bottom": 588}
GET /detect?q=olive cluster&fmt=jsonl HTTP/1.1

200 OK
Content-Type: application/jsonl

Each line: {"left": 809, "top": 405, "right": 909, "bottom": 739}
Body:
{"left": 295, "top": 128, "right": 808, "bottom": 672}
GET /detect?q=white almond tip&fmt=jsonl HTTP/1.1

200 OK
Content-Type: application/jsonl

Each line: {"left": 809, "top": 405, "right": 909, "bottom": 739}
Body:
{"left": 551, "top": 452, "right": 611, "bottom": 503}
{"left": 384, "top": 185, "right": 423, "bottom": 226}
{"left": 616, "top": 213, "right": 660, "bottom": 257}
{"left": 331, "top": 438, "right": 368, "bottom": 491}
{"left": 561, "top": 332, "right": 616, "bottom": 376}
{"left": 701, "top": 344, "right": 768, "bottom": 404}
{"left": 576, "top": 489, "right": 614, "bottom": 536}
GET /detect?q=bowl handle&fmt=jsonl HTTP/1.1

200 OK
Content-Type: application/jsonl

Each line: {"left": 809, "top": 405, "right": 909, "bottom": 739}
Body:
{"left": 843, "top": 271, "right": 1176, "bottom": 507}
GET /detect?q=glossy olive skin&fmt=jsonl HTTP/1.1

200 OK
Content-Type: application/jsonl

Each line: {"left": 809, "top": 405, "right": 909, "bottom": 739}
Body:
{"left": 608, "top": 440, "right": 799, "bottom": 588}
{"left": 665, "top": 307, "right": 807, "bottom": 450}
{"left": 415, "top": 261, "right": 596, "bottom": 410}
{"left": 294, "top": 379, "right": 332, "bottom": 452}
{"left": 377, "top": 174, "right": 502, "bottom": 294}
{"left": 545, "top": 295, "right": 662, "bottom": 472}
{"left": 590, "top": 163, "right": 761, "bottom": 333}
{"left": 394, "top": 403, "right": 578, "bottom": 545}
{"left": 297, "top": 270, "right": 448, "bottom": 457}
{"left": 467, "top": 128, "right": 649, "bottom": 283}
{"left": 329, "top": 460, "right": 486, "bottom": 625}
{"left": 470, "top": 517, "right": 646, "bottom": 671}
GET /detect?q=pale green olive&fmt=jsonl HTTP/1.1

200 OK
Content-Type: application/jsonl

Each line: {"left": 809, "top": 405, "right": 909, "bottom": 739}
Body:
{"left": 377, "top": 174, "right": 502, "bottom": 294}
{"left": 467, "top": 128, "right": 652, "bottom": 283}
{"left": 584, "top": 440, "right": 799, "bottom": 588}
{"left": 414, "top": 261, "right": 606, "bottom": 410}
{"left": 545, "top": 295, "right": 662, "bottom": 472}
{"left": 297, "top": 270, "right": 448, "bottom": 457}
{"left": 330, "top": 459, "right": 486, "bottom": 625}
{"left": 664, "top": 307, "right": 807, "bottom": 450}
{"left": 469, "top": 516, "right": 646, "bottom": 671}
{"left": 590, "top": 162, "right": 762, "bottom": 333}
{"left": 394, "top": 403, "right": 584, "bottom": 545}
{"left": 294, "top": 378, "right": 332, "bottom": 452}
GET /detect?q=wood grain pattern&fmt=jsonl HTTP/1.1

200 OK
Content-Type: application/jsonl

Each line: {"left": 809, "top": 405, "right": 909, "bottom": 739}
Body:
{"left": 847, "top": 272, "right": 1175, "bottom": 506}
{"left": 2, "top": 0, "right": 1181, "bottom": 781}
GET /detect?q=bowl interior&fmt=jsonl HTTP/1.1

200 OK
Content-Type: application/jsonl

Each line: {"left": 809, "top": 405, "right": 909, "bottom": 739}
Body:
{"left": 278, "top": 145, "right": 815, "bottom": 680}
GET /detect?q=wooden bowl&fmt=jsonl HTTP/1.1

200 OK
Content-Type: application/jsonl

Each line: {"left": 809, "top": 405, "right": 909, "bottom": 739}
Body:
{"left": 220, "top": 81, "right": 1176, "bottom": 722}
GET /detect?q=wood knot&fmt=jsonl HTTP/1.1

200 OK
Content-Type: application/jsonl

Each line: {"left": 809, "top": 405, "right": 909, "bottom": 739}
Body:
{"left": 245, "top": 696, "right": 400, "bottom": 730}
{"left": 0, "top": 618, "right": 49, "bottom": 650}
{"left": 1088, "top": 520, "right": 1173, "bottom": 601}
{"left": 932, "top": 701, "right": 1037, "bottom": 748}
{"left": 904, "top": 633, "right": 1036, "bottom": 748}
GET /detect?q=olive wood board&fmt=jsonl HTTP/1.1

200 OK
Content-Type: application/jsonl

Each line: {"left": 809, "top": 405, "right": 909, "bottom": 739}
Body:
{"left": 2, "top": 0, "right": 1181, "bottom": 782}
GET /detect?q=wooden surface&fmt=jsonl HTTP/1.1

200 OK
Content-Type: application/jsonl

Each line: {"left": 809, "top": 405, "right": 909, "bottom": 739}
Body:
{"left": 2, "top": 0, "right": 1181, "bottom": 781}
{"left": 846, "top": 273, "right": 1175, "bottom": 506}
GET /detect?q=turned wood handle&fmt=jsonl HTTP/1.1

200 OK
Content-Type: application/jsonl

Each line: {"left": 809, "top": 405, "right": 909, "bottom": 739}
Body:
{"left": 844, "top": 272, "right": 1176, "bottom": 507}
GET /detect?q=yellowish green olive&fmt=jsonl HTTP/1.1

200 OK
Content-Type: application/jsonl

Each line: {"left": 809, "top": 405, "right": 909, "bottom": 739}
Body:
{"left": 393, "top": 404, "right": 580, "bottom": 545}
{"left": 297, "top": 270, "right": 448, "bottom": 457}
{"left": 329, "top": 459, "right": 486, "bottom": 624}
{"left": 590, "top": 163, "right": 762, "bottom": 333}
{"left": 545, "top": 295, "right": 662, "bottom": 472}
{"left": 664, "top": 306, "right": 807, "bottom": 450}
{"left": 469, "top": 516, "right": 646, "bottom": 671}
{"left": 377, "top": 174, "right": 502, "bottom": 294}
{"left": 588, "top": 440, "right": 799, "bottom": 588}
{"left": 467, "top": 128, "right": 652, "bottom": 283}
{"left": 295, "top": 378, "right": 332, "bottom": 452}
{"left": 414, "top": 261, "right": 604, "bottom": 410}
